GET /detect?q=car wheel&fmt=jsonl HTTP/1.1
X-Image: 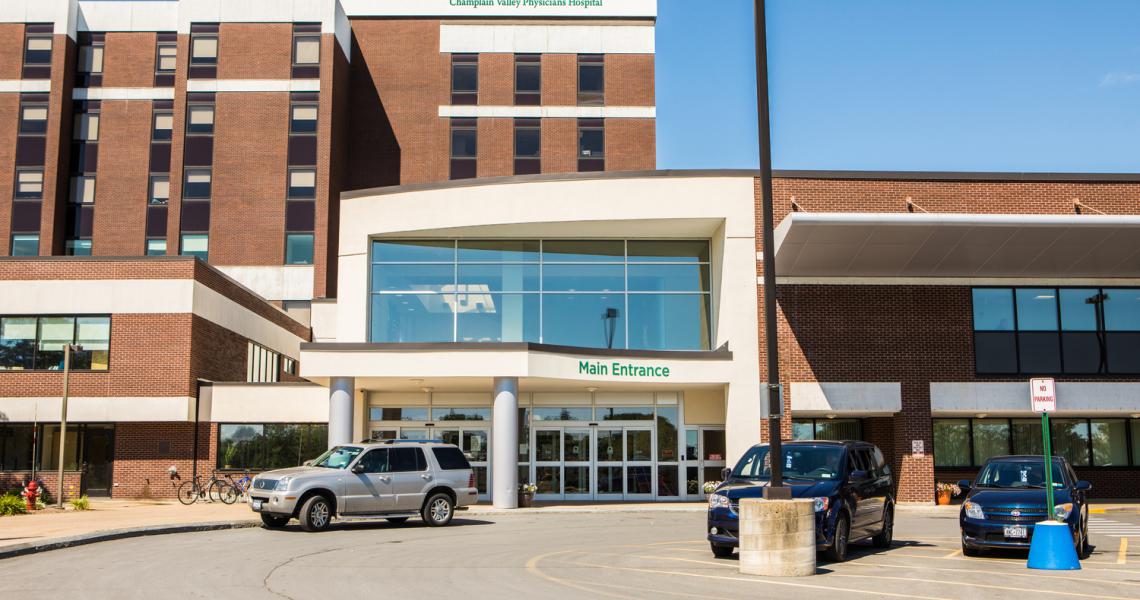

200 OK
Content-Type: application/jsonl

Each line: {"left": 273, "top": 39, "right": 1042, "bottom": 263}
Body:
{"left": 962, "top": 538, "right": 982, "bottom": 557}
{"left": 261, "top": 513, "right": 290, "bottom": 529}
{"left": 1078, "top": 518, "right": 1091, "bottom": 559}
{"left": 710, "top": 543, "right": 734, "bottom": 559}
{"left": 298, "top": 495, "right": 333, "bottom": 532}
{"left": 387, "top": 517, "right": 410, "bottom": 525}
{"left": 872, "top": 505, "right": 894, "bottom": 548}
{"left": 422, "top": 493, "right": 454, "bottom": 527}
{"left": 825, "top": 513, "right": 850, "bottom": 562}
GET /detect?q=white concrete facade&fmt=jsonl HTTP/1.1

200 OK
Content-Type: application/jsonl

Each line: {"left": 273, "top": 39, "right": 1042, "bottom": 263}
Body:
{"left": 931, "top": 382, "right": 1140, "bottom": 417}
{"left": 439, "top": 24, "right": 655, "bottom": 54}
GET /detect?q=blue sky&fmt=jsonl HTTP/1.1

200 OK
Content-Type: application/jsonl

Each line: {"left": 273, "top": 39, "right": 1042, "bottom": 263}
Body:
{"left": 656, "top": 0, "right": 1140, "bottom": 172}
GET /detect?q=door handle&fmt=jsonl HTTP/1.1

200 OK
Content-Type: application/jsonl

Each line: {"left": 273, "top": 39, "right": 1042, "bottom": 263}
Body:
{"left": 378, "top": 476, "right": 390, "bottom": 482}
{"left": 421, "top": 474, "right": 433, "bottom": 481}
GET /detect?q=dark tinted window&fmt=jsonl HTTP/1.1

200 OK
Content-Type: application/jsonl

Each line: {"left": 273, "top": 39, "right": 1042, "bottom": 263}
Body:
{"left": 432, "top": 446, "right": 471, "bottom": 470}
{"left": 358, "top": 449, "right": 389, "bottom": 473}
{"left": 390, "top": 447, "right": 425, "bottom": 472}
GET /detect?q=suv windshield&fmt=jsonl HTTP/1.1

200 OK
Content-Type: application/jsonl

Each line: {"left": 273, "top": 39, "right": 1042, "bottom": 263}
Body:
{"left": 311, "top": 446, "right": 363, "bottom": 469}
{"left": 976, "top": 460, "right": 1066, "bottom": 489}
{"left": 733, "top": 445, "right": 846, "bottom": 481}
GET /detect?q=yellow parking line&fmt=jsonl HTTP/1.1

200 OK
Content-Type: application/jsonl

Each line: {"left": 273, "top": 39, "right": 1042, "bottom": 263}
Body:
{"left": 824, "top": 572, "right": 1137, "bottom": 600}
{"left": 560, "top": 558, "right": 950, "bottom": 600}
{"left": 843, "top": 557, "right": 1140, "bottom": 589}
{"left": 525, "top": 551, "right": 635, "bottom": 599}
{"left": 943, "top": 549, "right": 962, "bottom": 558}
{"left": 1119, "top": 538, "right": 1128, "bottom": 565}
{"left": 1091, "top": 509, "right": 1106, "bottom": 514}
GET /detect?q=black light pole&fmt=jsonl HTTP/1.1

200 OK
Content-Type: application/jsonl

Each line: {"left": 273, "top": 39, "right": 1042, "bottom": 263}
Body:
{"left": 754, "top": 0, "right": 789, "bottom": 499}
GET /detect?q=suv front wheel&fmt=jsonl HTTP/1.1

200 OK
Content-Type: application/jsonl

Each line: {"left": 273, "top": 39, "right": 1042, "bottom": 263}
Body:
{"left": 298, "top": 495, "right": 333, "bottom": 532}
{"left": 422, "top": 492, "right": 454, "bottom": 527}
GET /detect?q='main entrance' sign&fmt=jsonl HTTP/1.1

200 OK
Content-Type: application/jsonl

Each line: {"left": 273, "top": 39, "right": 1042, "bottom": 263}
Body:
{"left": 579, "top": 360, "right": 670, "bottom": 378}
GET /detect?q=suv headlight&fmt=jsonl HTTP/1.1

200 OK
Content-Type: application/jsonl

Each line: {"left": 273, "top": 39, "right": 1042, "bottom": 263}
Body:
{"left": 964, "top": 501, "right": 984, "bottom": 519}
{"left": 708, "top": 493, "right": 730, "bottom": 510}
{"left": 812, "top": 497, "right": 830, "bottom": 513}
{"left": 275, "top": 476, "right": 294, "bottom": 491}
{"left": 1054, "top": 503, "right": 1073, "bottom": 521}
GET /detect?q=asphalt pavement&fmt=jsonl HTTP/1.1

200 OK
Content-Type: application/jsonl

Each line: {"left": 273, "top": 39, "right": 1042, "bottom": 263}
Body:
{"left": 1, "top": 510, "right": 1138, "bottom": 599}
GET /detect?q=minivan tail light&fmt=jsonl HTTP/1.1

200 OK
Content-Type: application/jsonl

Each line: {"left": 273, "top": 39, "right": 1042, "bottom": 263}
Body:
{"left": 468, "top": 473, "right": 476, "bottom": 488}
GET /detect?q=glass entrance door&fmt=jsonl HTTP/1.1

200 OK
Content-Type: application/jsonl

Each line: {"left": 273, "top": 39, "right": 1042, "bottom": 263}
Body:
{"left": 563, "top": 428, "right": 592, "bottom": 500}
{"left": 624, "top": 427, "right": 654, "bottom": 499}
{"left": 595, "top": 427, "right": 624, "bottom": 499}
{"left": 534, "top": 428, "right": 562, "bottom": 499}
{"left": 683, "top": 427, "right": 727, "bottom": 499}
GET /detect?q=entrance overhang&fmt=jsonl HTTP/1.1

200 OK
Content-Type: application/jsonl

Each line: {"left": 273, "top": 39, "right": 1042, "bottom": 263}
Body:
{"left": 299, "top": 342, "right": 735, "bottom": 389}
{"left": 774, "top": 212, "right": 1140, "bottom": 279}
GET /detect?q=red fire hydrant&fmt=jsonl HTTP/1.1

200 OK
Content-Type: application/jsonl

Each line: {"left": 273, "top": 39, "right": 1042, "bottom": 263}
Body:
{"left": 21, "top": 480, "right": 41, "bottom": 511}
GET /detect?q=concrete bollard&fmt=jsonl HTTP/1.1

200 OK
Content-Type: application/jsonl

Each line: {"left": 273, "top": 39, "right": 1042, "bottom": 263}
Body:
{"left": 738, "top": 498, "right": 817, "bottom": 577}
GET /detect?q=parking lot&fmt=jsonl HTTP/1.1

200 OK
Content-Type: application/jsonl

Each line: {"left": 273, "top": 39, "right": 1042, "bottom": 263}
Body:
{"left": 1, "top": 509, "right": 1138, "bottom": 599}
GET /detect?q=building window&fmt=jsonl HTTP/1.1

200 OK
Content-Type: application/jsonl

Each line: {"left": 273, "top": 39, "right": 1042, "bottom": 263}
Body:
{"left": 74, "top": 113, "right": 100, "bottom": 142}
{"left": 180, "top": 234, "right": 209, "bottom": 260}
{"left": 514, "top": 118, "right": 541, "bottom": 175}
{"left": 293, "top": 34, "right": 320, "bottom": 66}
{"left": 145, "top": 238, "right": 166, "bottom": 256}
{"left": 934, "top": 417, "right": 1139, "bottom": 468}
{"left": 183, "top": 169, "right": 211, "bottom": 199}
{"left": 0, "top": 315, "right": 110, "bottom": 371}
{"left": 450, "top": 118, "right": 477, "bottom": 180}
{"left": 217, "top": 423, "right": 327, "bottom": 471}
{"left": 792, "top": 419, "right": 863, "bottom": 441}
{"left": 577, "top": 118, "right": 604, "bottom": 172}
{"left": 190, "top": 35, "right": 218, "bottom": 65}
{"left": 290, "top": 104, "right": 318, "bottom": 134}
{"left": 287, "top": 169, "right": 316, "bottom": 198}
{"left": 515, "top": 54, "right": 541, "bottom": 105}
{"left": 71, "top": 175, "right": 96, "bottom": 204}
{"left": 78, "top": 40, "right": 104, "bottom": 75}
{"left": 973, "top": 287, "right": 1140, "bottom": 375}
{"left": 23, "top": 32, "right": 52, "bottom": 71}
{"left": 152, "top": 111, "right": 173, "bottom": 141}
{"left": 187, "top": 104, "right": 215, "bottom": 135}
{"left": 65, "top": 239, "right": 92, "bottom": 256}
{"left": 369, "top": 239, "right": 712, "bottom": 350}
{"left": 285, "top": 233, "right": 314, "bottom": 265}
{"left": 10, "top": 235, "right": 39, "bottom": 256}
{"left": 19, "top": 104, "right": 48, "bottom": 135}
{"left": 247, "top": 342, "right": 284, "bottom": 382}
{"left": 156, "top": 42, "right": 177, "bottom": 73}
{"left": 148, "top": 175, "right": 170, "bottom": 205}
{"left": 0, "top": 424, "right": 36, "bottom": 470}
{"left": 282, "top": 356, "right": 297, "bottom": 376}
{"left": 15, "top": 169, "right": 44, "bottom": 199}
{"left": 577, "top": 54, "right": 604, "bottom": 106}
{"left": 451, "top": 53, "right": 478, "bottom": 105}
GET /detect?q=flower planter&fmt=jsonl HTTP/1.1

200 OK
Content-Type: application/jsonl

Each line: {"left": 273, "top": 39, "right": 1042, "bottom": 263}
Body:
{"left": 518, "top": 492, "right": 534, "bottom": 508}
{"left": 936, "top": 491, "right": 952, "bottom": 505}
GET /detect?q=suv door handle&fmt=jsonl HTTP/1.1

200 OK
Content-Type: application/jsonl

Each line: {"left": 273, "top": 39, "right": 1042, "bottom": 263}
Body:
{"left": 421, "top": 474, "right": 433, "bottom": 481}
{"left": 377, "top": 475, "right": 390, "bottom": 482}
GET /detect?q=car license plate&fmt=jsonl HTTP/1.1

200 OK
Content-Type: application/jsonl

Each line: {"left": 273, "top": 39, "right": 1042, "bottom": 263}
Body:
{"left": 252, "top": 500, "right": 263, "bottom": 511}
{"left": 1004, "top": 525, "right": 1027, "bottom": 539}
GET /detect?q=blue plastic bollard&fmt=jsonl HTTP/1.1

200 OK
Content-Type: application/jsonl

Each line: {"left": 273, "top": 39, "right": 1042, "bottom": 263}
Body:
{"left": 1027, "top": 521, "right": 1081, "bottom": 570}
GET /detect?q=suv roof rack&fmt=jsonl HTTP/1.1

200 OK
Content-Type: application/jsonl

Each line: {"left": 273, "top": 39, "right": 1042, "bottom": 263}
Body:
{"left": 379, "top": 439, "right": 446, "bottom": 444}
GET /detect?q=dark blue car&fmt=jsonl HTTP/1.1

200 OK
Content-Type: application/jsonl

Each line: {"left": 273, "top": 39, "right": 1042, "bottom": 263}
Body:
{"left": 959, "top": 455, "right": 1091, "bottom": 557}
{"left": 706, "top": 440, "right": 895, "bottom": 562}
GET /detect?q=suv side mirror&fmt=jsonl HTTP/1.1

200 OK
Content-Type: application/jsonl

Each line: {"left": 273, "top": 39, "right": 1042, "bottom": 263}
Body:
{"left": 350, "top": 463, "right": 366, "bottom": 475}
{"left": 849, "top": 469, "right": 869, "bottom": 481}
{"left": 958, "top": 479, "right": 971, "bottom": 492}
{"left": 721, "top": 467, "right": 732, "bottom": 481}
{"left": 1075, "top": 480, "right": 1091, "bottom": 491}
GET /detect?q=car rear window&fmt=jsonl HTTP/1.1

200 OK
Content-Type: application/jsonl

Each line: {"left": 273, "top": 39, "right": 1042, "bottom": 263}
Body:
{"left": 389, "top": 447, "right": 427, "bottom": 472}
{"left": 432, "top": 446, "right": 471, "bottom": 470}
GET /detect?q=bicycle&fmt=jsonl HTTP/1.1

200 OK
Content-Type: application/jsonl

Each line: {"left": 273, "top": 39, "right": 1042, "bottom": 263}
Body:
{"left": 177, "top": 471, "right": 239, "bottom": 505}
{"left": 226, "top": 471, "right": 253, "bottom": 502}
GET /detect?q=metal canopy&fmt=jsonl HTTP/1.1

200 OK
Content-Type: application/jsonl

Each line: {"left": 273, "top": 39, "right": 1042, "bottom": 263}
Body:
{"left": 774, "top": 213, "right": 1140, "bottom": 278}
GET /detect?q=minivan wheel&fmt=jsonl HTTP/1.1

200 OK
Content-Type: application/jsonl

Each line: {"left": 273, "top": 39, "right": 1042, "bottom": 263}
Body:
{"left": 825, "top": 514, "right": 849, "bottom": 562}
{"left": 260, "top": 513, "right": 290, "bottom": 529}
{"left": 872, "top": 505, "right": 894, "bottom": 548}
{"left": 422, "top": 493, "right": 454, "bottom": 527}
{"left": 710, "top": 543, "right": 734, "bottom": 559}
{"left": 298, "top": 495, "right": 333, "bottom": 532}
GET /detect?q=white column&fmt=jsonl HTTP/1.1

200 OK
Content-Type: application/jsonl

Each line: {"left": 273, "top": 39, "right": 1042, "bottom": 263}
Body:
{"left": 492, "top": 377, "right": 519, "bottom": 509}
{"left": 329, "top": 377, "right": 355, "bottom": 448}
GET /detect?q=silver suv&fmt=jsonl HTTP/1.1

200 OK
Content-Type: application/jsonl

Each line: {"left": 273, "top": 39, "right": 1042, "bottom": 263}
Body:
{"left": 248, "top": 440, "right": 478, "bottom": 532}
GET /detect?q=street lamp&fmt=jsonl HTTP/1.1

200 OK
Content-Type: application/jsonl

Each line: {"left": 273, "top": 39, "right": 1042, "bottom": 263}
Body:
{"left": 57, "top": 343, "right": 83, "bottom": 508}
{"left": 753, "top": 0, "right": 789, "bottom": 499}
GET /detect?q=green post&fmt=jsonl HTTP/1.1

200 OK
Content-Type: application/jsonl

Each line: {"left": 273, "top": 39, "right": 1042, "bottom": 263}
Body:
{"left": 1042, "top": 411, "right": 1055, "bottom": 521}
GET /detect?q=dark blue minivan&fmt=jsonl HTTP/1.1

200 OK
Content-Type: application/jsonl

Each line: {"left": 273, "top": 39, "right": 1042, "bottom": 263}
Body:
{"left": 706, "top": 440, "right": 895, "bottom": 561}
{"left": 959, "top": 455, "right": 1091, "bottom": 557}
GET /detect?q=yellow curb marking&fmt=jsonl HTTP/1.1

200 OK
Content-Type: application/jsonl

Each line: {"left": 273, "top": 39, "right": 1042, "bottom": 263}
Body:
{"left": 1119, "top": 538, "right": 1128, "bottom": 565}
{"left": 842, "top": 557, "right": 1140, "bottom": 589}
{"left": 943, "top": 549, "right": 962, "bottom": 558}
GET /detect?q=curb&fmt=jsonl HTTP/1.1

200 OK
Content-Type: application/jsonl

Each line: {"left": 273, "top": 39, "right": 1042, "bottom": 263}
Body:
{"left": 0, "top": 520, "right": 261, "bottom": 561}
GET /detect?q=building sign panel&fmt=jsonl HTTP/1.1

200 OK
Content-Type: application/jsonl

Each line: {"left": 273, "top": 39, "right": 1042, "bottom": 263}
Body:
{"left": 341, "top": 0, "right": 657, "bottom": 17}
{"left": 579, "top": 360, "right": 670, "bottom": 378}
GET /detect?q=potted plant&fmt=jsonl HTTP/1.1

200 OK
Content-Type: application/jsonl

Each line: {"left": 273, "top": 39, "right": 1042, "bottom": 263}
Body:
{"left": 936, "top": 481, "right": 961, "bottom": 505}
{"left": 518, "top": 482, "right": 537, "bottom": 508}
{"left": 702, "top": 481, "right": 722, "bottom": 496}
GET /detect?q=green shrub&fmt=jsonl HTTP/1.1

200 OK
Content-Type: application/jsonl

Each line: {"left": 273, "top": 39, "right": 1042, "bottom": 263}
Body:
{"left": 0, "top": 493, "right": 26, "bottom": 516}
{"left": 70, "top": 495, "right": 90, "bottom": 511}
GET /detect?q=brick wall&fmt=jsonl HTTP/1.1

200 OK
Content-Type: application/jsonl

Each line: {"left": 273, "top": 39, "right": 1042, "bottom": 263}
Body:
{"left": 39, "top": 34, "right": 76, "bottom": 256}
{"left": 217, "top": 24, "right": 293, "bottom": 80}
{"left": 0, "top": 93, "right": 16, "bottom": 254}
{"left": 605, "top": 54, "right": 655, "bottom": 106}
{"left": 112, "top": 422, "right": 215, "bottom": 499}
{"left": 102, "top": 32, "right": 157, "bottom": 88}
{"left": 0, "top": 24, "right": 24, "bottom": 79}
{"left": 604, "top": 118, "right": 655, "bottom": 172}
{"left": 0, "top": 471, "right": 82, "bottom": 502}
{"left": 93, "top": 100, "right": 152, "bottom": 255}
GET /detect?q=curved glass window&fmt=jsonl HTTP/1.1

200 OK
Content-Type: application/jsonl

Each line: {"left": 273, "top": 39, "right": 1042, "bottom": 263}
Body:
{"left": 370, "top": 240, "right": 712, "bottom": 350}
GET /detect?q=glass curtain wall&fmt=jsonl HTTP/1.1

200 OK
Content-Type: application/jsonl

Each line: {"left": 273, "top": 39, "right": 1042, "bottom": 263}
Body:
{"left": 369, "top": 240, "right": 712, "bottom": 351}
